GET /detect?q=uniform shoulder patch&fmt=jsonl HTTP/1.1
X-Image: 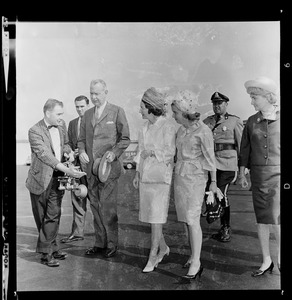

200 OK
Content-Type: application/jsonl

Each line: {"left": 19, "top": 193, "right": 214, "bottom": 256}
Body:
{"left": 227, "top": 113, "right": 240, "bottom": 119}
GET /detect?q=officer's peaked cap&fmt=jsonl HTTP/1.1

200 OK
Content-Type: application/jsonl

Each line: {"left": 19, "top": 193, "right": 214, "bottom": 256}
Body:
{"left": 211, "top": 92, "right": 229, "bottom": 102}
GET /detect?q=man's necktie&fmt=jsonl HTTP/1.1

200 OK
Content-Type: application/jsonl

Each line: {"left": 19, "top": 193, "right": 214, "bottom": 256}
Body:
{"left": 48, "top": 125, "right": 58, "bottom": 129}
{"left": 77, "top": 117, "right": 81, "bottom": 138}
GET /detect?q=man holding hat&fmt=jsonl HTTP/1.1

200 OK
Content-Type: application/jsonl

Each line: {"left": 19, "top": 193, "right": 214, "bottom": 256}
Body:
{"left": 203, "top": 92, "right": 244, "bottom": 242}
{"left": 78, "top": 79, "right": 130, "bottom": 258}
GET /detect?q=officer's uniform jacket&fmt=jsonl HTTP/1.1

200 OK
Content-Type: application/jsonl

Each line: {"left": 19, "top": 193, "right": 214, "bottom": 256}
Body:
{"left": 203, "top": 112, "right": 244, "bottom": 171}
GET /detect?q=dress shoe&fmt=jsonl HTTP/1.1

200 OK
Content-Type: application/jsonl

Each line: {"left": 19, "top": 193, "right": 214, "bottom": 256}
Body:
{"left": 251, "top": 261, "right": 274, "bottom": 277}
{"left": 157, "top": 246, "right": 170, "bottom": 263}
{"left": 60, "top": 235, "right": 84, "bottom": 243}
{"left": 142, "top": 255, "right": 159, "bottom": 273}
{"left": 104, "top": 246, "right": 118, "bottom": 258}
{"left": 182, "top": 265, "right": 204, "bottom": 281}
{"left": 52, "top": 250, "right": 68, "bottom": 260}
{"left": 41, "top": 254, "right": 60, "bottom": 267}
{"left": 85, "top": 246, "right": 106, "bottom": 255}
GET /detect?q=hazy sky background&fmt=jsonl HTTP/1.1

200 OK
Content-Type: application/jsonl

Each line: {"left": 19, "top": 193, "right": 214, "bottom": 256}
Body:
{"left": 16, "top": 21, "right": 280, "bottom": 142}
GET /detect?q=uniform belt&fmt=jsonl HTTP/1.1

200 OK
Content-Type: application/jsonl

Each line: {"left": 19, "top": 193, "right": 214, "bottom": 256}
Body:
{"left": 214, "top": 143, "right": 236, "bottom": 152}
{"left": 53, "top": 170, "right": 65, "bottom": 177}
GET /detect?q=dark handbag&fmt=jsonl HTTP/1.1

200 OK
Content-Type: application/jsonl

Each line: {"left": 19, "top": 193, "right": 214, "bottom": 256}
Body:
{"left": 206, "top": 193, "right": 224, "bottom": 224}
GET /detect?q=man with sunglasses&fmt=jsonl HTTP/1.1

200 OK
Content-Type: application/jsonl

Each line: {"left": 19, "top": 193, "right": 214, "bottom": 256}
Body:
{"left": 203, "top": 92, "right": 243, "bottom": 242}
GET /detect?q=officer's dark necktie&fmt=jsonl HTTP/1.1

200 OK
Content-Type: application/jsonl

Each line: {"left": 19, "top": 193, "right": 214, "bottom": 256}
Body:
{"left": 212, "top": 115, "right": 221, "bottom": 132}
{"left": 215, "top": 114, "right": 221, "bottom": 123}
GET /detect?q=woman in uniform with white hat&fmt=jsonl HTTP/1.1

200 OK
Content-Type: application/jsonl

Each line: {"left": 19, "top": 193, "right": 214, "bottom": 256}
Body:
{"left": 171, "top": 90, "right": 217, "bottom": 280}
{"left": 133, "top": 87, "right": 176, "bottom": 273}
{"left": 238, "top": 76, "right": 280, "bottom": 276}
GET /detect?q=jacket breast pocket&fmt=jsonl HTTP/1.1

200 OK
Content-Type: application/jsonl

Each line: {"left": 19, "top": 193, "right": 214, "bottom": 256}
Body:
{"left": 103, "top": 120, "right": 116, "bottom": 135}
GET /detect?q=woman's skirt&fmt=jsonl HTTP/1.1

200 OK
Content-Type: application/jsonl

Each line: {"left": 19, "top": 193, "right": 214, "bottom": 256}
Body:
{"left": 139, "top": 182, "right": 171, "bottom": 224}
{"left": 174, "top": 172, "right": 207, "bottom": 225}
{"left": 250, "top": 165, "right": 280, "bottom": 225}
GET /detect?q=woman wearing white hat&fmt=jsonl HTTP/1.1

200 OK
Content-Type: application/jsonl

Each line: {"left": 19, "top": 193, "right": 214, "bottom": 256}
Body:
{"left": 238, "top": 76, "right": 280, "bottom": 277}
{"left": 171, "top": 90, "right": 217, "bottom": 281}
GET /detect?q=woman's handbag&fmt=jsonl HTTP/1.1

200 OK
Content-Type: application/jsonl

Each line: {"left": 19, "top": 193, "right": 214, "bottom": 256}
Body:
{"left": 205, "top": 190, "right": 224, "bottom": 224}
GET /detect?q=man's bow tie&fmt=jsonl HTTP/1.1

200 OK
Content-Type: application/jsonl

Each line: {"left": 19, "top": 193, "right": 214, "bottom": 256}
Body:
{"left": 48, "top": 125, "right": 58, "bottom": 129}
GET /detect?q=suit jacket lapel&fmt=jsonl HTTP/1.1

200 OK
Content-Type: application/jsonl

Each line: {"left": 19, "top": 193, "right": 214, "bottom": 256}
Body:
{"left": 40, "top": 119, "right": 55, "bottom": 153}
{"left": 71, "top": 117, "right": 79, "bottom": 144}
{"left": 58, "top": 124, "right": 64, "bottom": 149}
{"left": 92, "top": 103, "right": 110, "bottom": 127}
{"left": 75, "top": 118, "right": 79, "bottom": 137}
{"left": 90, "top": 107, "right": 96, "bottom": 128}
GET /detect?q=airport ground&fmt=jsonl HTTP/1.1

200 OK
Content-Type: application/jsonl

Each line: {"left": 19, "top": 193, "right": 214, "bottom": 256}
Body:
{"left": 15, "top": 165, "right": 282, "bottom": 297}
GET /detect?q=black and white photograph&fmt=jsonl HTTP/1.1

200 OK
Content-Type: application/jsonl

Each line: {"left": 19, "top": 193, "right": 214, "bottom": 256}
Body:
{"left": 2, "top": 11, "right": 290, "bottom": 297}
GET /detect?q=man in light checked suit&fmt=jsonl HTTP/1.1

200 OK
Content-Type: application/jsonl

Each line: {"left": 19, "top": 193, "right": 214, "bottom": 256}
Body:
{"left": 26, "top": 98, "right": 86, "bottom": 267}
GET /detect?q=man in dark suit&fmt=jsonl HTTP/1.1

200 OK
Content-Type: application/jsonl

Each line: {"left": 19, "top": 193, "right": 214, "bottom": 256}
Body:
{"left": 61, "top": 95, "right": 90, "bottom": 243}
{"left": 78, "top": 79, "right": 130, "bottom": 258}
{"left": 26, "top": 98, "right": 86, "bottom": 267}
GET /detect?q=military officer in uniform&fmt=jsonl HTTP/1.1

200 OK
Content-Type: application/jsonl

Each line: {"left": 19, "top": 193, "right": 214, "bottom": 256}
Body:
{"left": 203, "top": 92, "right": 243, "bottom": 242}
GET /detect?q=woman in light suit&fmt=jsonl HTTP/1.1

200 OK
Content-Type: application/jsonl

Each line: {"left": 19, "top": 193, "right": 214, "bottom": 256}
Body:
{"left": 171, "top": 90, "right": 217, "bottom": 280}
{"left": 133, "top": 87, "right": 176, "bottom": 273}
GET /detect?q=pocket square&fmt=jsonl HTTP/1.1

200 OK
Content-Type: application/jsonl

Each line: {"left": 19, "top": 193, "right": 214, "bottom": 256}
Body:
{"left": 106, "top": 121, "right": 114, "bottom": 124}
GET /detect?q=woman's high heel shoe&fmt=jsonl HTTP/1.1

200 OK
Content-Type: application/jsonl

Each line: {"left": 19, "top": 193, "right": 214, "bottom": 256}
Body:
{"left": 183, "top": 258, "right": 193, "bottom": 269}
{"left": 251, "top": 261, "right": 274, "bottom": 277}
{"left": 142, "top": 256, "right": 159, "bottom": 273}
{"left": 182, "top": 265, "right": 204, "bottom": 280}
{"left": 157, "top": 246, "right": 170, "bottom": 263}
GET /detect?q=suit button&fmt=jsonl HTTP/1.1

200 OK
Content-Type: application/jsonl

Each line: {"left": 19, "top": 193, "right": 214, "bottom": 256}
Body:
{"left": 264, "top": 155, "right": 268, "bottom": 159}
{"left": 264, "top": 145, "right": 267, "bottom": 148}
{"left": 264, "top": 134, "right": 267, "bottom": 138}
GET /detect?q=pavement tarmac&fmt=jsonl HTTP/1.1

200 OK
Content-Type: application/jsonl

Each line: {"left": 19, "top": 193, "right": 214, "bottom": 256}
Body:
{"left": 15, "top": 165, "right": 282, "bottom": 295}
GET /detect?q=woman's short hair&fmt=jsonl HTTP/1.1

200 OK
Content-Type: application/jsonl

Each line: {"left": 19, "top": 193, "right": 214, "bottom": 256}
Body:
{"left": 182, "top": 111, "right": 201, "bottom": 121}
{"left": 247, "top": 87, "right": 278, "bottom": 104}
{"left": 43, "top": 98, "right": 63, "bottom": 114}
{"left": 142, "top": 100, "right": 165, "bottom": 116}
{"left": 171, "top": 102, "right": 200, "bottom": 121}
